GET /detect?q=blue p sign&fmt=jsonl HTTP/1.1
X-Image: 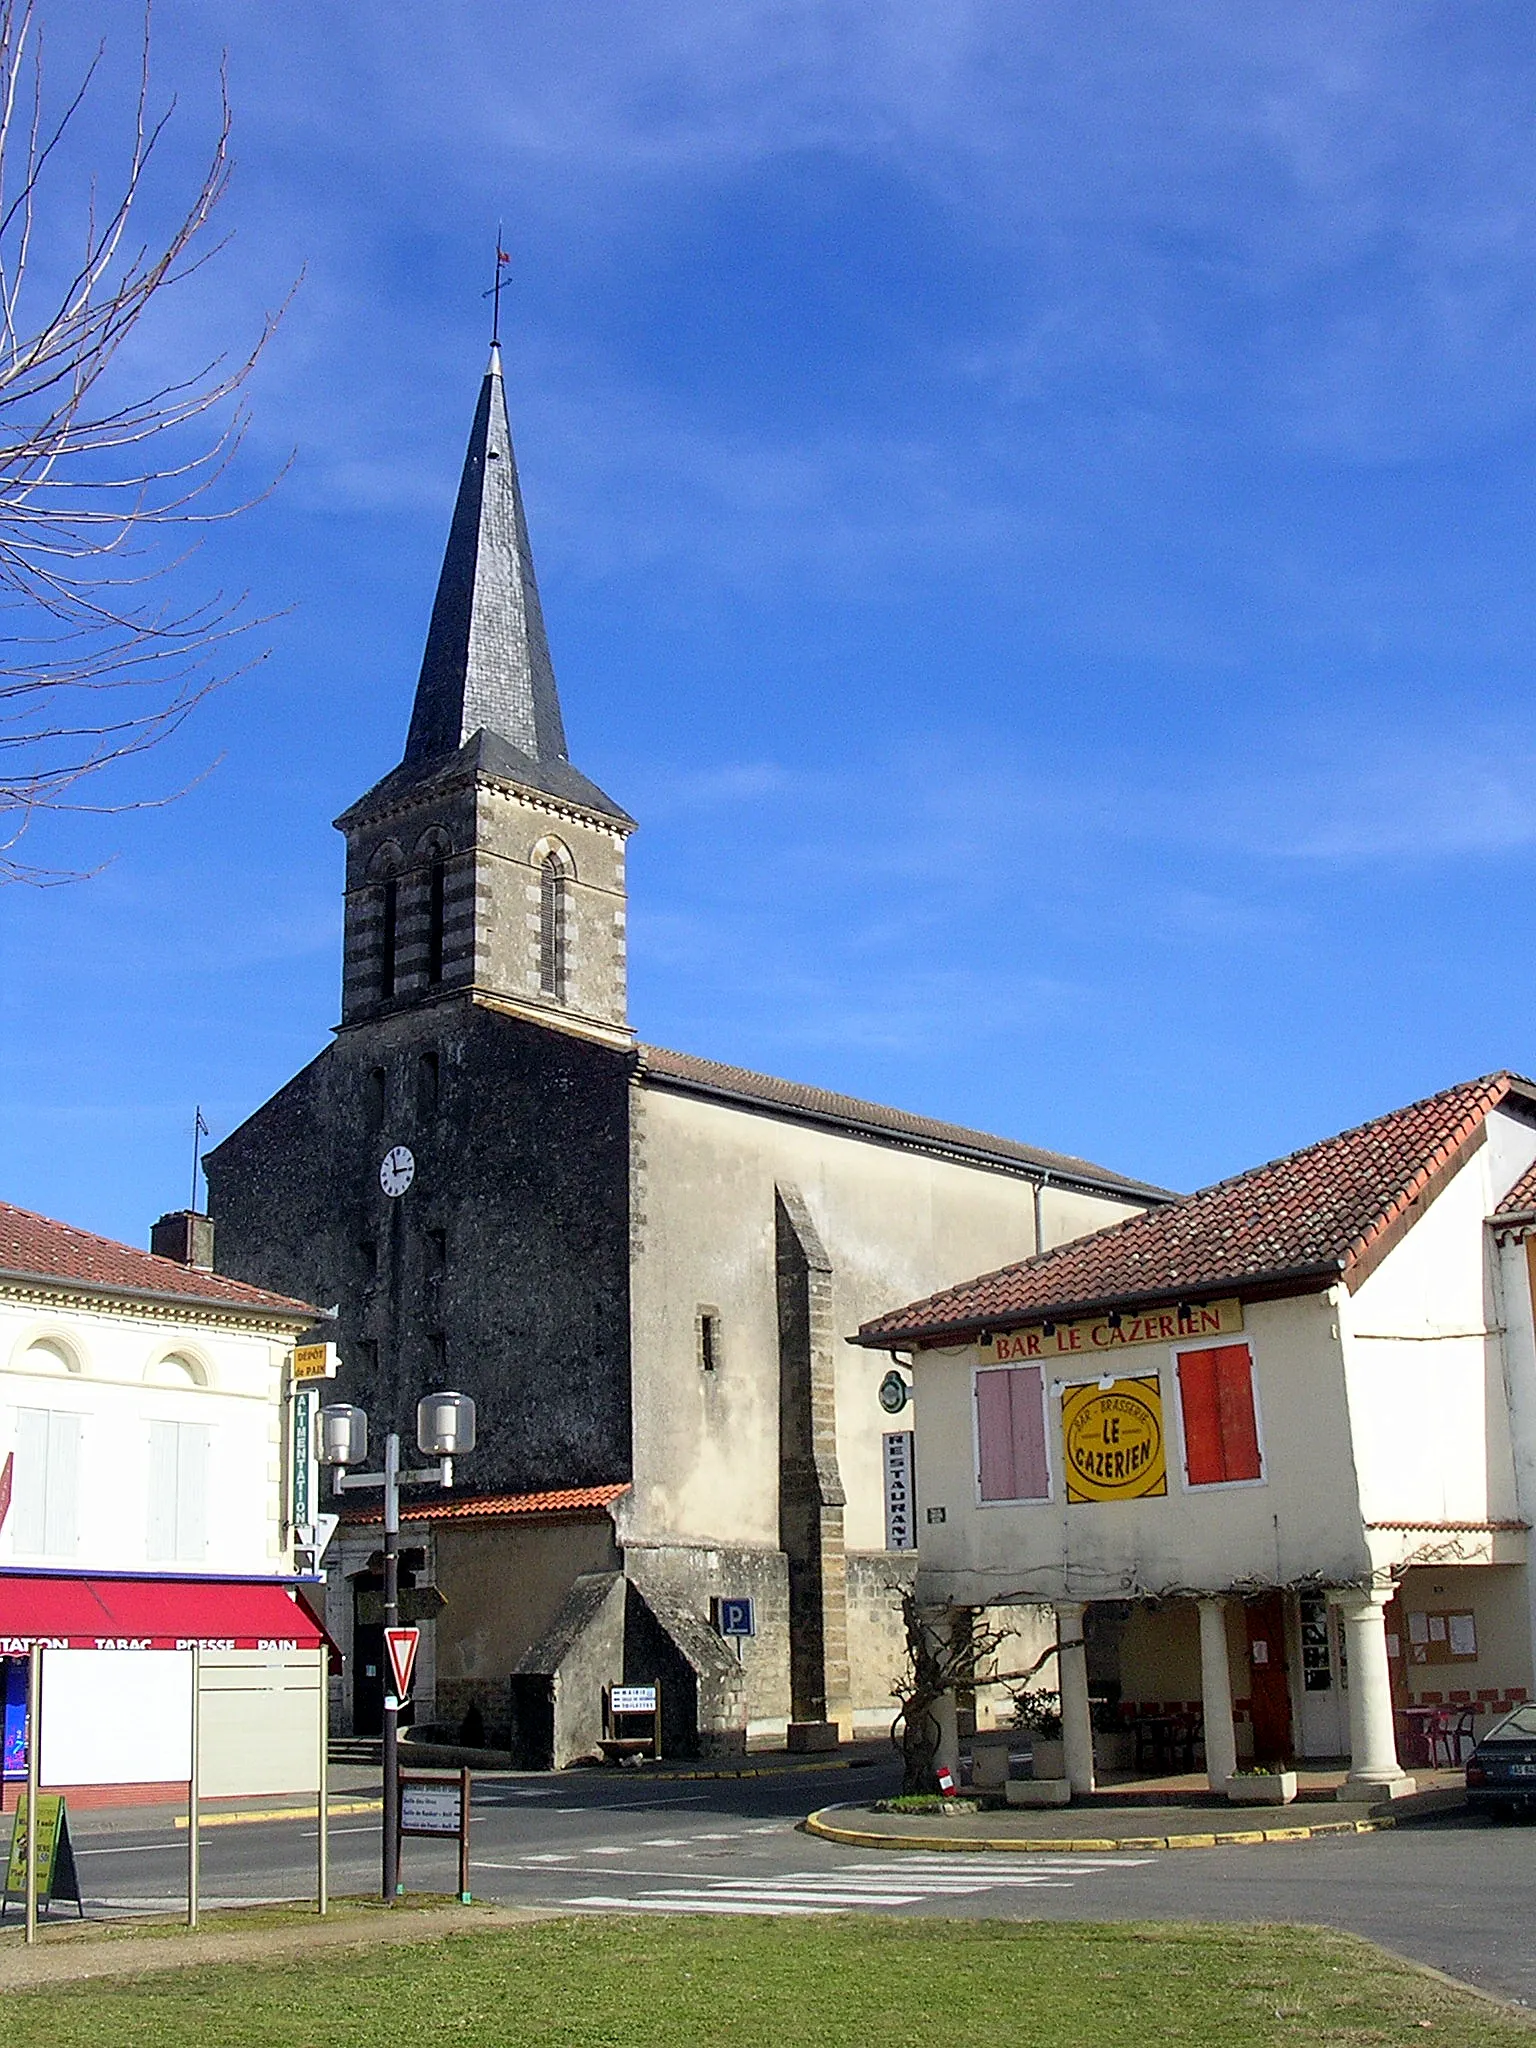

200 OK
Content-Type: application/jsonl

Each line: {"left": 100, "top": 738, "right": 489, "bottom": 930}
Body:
{"left": 717, "top": 1597, "right": 755, "bottom": 1638}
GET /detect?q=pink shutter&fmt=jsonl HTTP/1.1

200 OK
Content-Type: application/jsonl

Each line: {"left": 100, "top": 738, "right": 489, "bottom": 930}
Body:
{"left": 1007, "top": 1365, "right": 1049, "bottom": 1500}
{"left": 976, "top": 1369, "right": 1017, "bottom": 1501}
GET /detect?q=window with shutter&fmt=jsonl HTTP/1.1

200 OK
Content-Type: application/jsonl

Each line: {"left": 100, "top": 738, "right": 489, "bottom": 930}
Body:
{"left": 975, "top": 1365, "right": 1050, "bottom": 1502}
{"left": 148, "top": 1419, "right": 209, "bottom": 1562}
{"left": 1176, "top": 1343, "right": 1262, "bottom": 1486}
{"left": 11, "top": 1409, "right": 79, "bottom": 1557}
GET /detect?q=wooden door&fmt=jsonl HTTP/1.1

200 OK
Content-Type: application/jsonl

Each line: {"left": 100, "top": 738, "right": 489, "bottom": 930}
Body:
{"left": 1245, "top": 1593, "right": 1294, "bottom": 1763}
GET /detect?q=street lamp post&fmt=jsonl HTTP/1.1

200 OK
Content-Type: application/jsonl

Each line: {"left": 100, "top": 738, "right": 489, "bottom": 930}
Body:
{"left": 318, "top": 1390, "right": 476, "bottom": 1902}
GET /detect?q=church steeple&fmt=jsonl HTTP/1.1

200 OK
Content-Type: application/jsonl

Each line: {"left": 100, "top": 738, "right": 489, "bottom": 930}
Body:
{"left": 405, "top": 343, "right": 568, "bottom": 768}
{"left": 336, "top": 345, "right": 634, "bottom": 1048}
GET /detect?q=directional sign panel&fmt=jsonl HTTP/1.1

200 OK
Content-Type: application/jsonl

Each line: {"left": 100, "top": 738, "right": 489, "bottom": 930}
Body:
{"left": 384, "top": 1626, "right": 420, "bottom": 1703}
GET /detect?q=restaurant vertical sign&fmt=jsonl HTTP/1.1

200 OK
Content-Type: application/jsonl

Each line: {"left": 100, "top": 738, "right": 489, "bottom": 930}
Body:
{"left": 884, "top": 1431, "right": 916, "bottom": 1550}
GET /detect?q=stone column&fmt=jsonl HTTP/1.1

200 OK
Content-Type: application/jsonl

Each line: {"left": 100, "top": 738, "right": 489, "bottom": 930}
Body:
{"left": 1055, "top": 1601, "right": 1095, "bottom": 1796}
{"left": 1332, "top": 1589, "right": 1416, "bottom": 1801}
{"left": 925, "top": 1611, "right": 961, "bottom": 1781}
{"left": 1197, "top": 1597, "right": 1238, "bottom": 1791}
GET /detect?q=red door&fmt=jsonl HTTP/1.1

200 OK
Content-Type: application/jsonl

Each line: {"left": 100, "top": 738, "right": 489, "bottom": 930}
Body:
{"left": 1245, "top": 1594, "right": 1294, "bottom": 1764}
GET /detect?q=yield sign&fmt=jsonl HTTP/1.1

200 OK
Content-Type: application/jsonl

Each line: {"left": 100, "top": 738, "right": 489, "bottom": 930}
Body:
{"left": 384, "top": 1626, "right": 420, "bottom": 1702}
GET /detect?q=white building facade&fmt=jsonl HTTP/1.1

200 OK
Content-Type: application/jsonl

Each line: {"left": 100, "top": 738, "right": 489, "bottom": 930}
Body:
{"left": 858, "top": 1073, "right": 1536, "bottom": 1800}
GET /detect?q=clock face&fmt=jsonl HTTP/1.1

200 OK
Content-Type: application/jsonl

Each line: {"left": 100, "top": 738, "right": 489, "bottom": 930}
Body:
{"left": 379, "top": 1145, "right": 416, "bottom": 1198}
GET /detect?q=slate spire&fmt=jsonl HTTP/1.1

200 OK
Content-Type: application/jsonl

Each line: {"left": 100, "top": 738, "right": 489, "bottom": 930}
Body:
{"left": 404, "top": 344, "right": 569, "bottom": 767}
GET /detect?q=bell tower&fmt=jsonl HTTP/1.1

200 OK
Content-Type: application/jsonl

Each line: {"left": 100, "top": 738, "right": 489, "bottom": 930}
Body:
{"left": 336, "top": 346, "right": 635, "bottom": 1047}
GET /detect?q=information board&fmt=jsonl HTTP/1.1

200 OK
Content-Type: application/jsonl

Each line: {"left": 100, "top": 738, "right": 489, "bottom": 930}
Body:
{"left": 401, "top": 1779, "right": 462, "bottom": 1835}
{"left": 610, "top": 1685, "right": 658, "bottom": 1714}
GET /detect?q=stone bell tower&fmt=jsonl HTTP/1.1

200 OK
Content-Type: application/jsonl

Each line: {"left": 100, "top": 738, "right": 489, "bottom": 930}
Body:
{"left": 335, "top": 345, "right": 635, "bottom": 1048}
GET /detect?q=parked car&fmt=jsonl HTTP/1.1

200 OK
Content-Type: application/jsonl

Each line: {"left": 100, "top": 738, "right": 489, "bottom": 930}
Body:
{"left": 1465, "top": 1704, "right": 1536, "bottom": 1818}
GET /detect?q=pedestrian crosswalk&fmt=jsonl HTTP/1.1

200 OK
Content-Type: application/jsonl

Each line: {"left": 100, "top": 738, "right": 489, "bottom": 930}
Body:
{"left": 561, "top": 1852, "right": 1150, "bottom": 1917}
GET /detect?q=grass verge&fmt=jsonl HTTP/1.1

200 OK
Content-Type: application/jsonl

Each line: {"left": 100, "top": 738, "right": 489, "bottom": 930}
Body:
{"left": 1, "top": 1915, "right": 1527, "bottom": 2046}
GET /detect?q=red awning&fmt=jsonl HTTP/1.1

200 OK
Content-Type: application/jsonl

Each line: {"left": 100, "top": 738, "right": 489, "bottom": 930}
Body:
{"left": 0, "top": 1576, "right": 331, "bottom": 1654}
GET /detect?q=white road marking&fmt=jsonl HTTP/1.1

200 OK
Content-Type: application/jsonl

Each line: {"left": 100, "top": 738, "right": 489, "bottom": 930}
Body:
{"left": 557, "top": 1851, "right": 1150, "bottom": 1918}
{"left": 77, "top": 1843, "right": 184, "bottom": 1857}
{"left": 567, "top": 1894, "right": 835, "bottom": 1917}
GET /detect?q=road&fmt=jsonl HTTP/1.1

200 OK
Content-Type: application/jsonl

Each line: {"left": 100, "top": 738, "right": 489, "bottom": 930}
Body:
{"left": 37, "top": 1761, "right": 1536, "bottom": 2010}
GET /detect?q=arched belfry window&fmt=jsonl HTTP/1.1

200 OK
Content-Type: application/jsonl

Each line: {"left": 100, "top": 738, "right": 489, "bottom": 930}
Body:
{"left": 539, "top": 843, "right": 572, "bottom": 1002}
{"left": 367, "top": 842, "right": 405, "bottom": 1004}
{"left": 415, "top": 828, "right": 452, "bottom": 989}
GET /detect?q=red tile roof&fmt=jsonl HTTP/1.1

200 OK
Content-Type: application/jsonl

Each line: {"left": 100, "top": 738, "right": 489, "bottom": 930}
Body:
{"left": 1493, "top": 1159, "right": 1536, "bottom": 1220}
{"left": 637, "top": 1045, "right": 1170, "bottom": 1199}
{"left": 858, "top": 1072, "right": 1536, "bottom": 1348}
{"left": 343, "top": 1482, "right": 629, "bottom": 1527}
{"left": 0, "top": 1200, "right": 315, "bottom": 1318}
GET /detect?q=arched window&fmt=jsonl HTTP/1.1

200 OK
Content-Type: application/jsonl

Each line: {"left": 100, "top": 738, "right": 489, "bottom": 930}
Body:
{"left": 539, "top": 845, "right": 571, "bottom": 1001}
{"left": 366, "top": 844, "right": 405, "bottom": 1005}
{"left": 426, "top": 861, "right": 446, "bottom": 985}
{"left": 415, "top": 828, "right": 452, "bottom": 989}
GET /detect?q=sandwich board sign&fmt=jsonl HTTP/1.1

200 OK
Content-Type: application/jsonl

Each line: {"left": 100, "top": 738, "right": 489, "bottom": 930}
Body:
{"left": 2, "top": 1792, "right": 82, "bottom": 1919}
{"left": 384, "top": 1626, "right": 420, "bottom": 1705}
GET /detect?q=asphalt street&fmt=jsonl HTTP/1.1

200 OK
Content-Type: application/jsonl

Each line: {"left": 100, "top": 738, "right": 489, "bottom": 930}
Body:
{"left": 30, "top": 1761, "right": 1536, "bottom": 2011}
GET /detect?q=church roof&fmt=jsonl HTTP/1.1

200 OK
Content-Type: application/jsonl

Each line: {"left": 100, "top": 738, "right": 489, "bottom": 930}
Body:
{"left": 856, "top": 1070, "right": 1536, "bottom": 1347}
{"left": 635, "top": 1044, "right": 1170, "bottom": 1200}
{"left": 378, "top": 344, "right": 629, "bottom": 827}
{"left": 337, "top": 726, "right": 635, "bottom": 833}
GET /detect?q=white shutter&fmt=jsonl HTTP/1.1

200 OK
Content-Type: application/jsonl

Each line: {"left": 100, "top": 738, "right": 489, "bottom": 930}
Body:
{"left": 43, "top": 1412, "right": 79, "bottom": 1557}
{"left": 147, "top": 1420, "right": 178, "bottom": 1562}
{"left": 12, "top": 1409, "right": 49, "bottom": 1554}
{"left": 176, "top": 1425, "right": 208, "bottom": 1562}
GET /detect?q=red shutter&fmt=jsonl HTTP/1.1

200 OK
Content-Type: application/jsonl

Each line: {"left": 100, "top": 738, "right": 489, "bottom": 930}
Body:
{"left": 1214, "top": 1344, "right": 1262, "bottom": 1481}
{"left": 976, "top": 1369, "right": 1016, "bottom": 1501}
{"left": 1007, "top": 1365, "right": 1049, "bottom": 1500}
{"left": 1179, "top": 1343, "right": 1260, "bottom": 1485}
{"left": 1177, "top": 1348, "right": 1225, "bottom": 1485}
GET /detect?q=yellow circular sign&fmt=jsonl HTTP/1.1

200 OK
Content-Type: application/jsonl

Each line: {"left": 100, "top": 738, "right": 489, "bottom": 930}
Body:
{"left": 1062, "top": 1378, "right": 1167, "bottom": 1503}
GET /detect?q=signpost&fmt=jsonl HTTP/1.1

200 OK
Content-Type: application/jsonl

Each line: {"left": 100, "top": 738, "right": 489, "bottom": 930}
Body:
{"left": 398, "top": 1768, "right": 472, "bottom": 1903}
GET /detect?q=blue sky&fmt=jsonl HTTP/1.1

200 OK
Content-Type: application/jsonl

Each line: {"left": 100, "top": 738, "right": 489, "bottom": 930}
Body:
{"left": 5, "top": 0, "right": 1536, "bottom": 1244}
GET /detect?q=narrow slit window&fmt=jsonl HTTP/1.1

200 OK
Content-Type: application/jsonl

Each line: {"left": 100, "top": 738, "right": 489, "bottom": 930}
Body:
{"left": 540, "top": 851, "right": 568, "bottom": 1000}
{"left": 418, "top": 1049, "right": 440, "bottom": 1116}
{"left": 381, "top": 876, "right": 399, "bottom": 999}
{"left": 699, "top": 1310, "right": 720, "bottom": 1374}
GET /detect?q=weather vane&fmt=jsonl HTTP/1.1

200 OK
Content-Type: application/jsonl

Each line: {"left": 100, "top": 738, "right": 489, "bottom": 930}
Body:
{"left": 483, "top": 225, "right": 511, "bottom": 344}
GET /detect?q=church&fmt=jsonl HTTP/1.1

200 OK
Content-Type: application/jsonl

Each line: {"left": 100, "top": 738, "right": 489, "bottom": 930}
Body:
{"left": 204, "top": 343, "right": 1165, "bottom": 1763}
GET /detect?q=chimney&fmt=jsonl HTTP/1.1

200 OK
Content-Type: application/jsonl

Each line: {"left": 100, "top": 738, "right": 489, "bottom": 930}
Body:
{"left": 151, "top": 1210, "right": 215, "bottom": 1271}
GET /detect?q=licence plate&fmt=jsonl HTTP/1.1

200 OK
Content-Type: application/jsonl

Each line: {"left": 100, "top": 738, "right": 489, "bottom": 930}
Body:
{"left": 1507, "top": 1762, "right": 1536, "bottom": 1777}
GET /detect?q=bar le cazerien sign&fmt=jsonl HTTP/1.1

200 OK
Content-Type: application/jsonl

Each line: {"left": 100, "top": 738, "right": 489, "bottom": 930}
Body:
{"left": 977, "top": 1297, "right": 1243, "bottom": 1367}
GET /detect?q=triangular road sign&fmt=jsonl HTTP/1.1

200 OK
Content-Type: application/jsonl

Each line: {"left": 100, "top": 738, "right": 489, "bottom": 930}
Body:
{"left": 384, "top": 1626, "right": 420, "bottom": 1702}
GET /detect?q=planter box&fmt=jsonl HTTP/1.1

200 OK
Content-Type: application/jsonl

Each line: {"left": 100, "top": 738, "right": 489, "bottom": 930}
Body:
{"left": 1226, "top": 1770, "right": 1297, "bottom": 1806}
{"left": 1029, "top": 1738, "right": 1066, "bottom": 1780}
{"left": 1007, "top": 1777, "right": 1071, "bottom": 1807}
{"left": 969, "top": 1731, "right": 1018, "bottom": 1793}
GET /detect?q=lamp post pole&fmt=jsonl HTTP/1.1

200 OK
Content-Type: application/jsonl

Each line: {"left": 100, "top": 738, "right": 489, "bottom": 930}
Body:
{"left": 322, "top": 1392, "right": 475, "bottom": 1906}
{"left": 381, "top": 1430, "right": 401, "bottom": 1902}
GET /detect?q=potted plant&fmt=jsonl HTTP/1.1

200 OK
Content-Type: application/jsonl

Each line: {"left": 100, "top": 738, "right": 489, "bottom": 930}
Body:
{"left": 1011, "top": 1689, "right": 1065, "bottom": 1781}
{"left": 1225, "top": 1764, "right": 1298, "bottom": 1806}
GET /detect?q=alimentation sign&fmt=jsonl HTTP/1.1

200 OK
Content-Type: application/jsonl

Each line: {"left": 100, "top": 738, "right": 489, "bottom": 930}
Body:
{"left": 979, "top": 1298, "right": 1242, "bottom": 1366}
{"left": 1061, "top": 1375, "right": 1167, "bottom": 1504}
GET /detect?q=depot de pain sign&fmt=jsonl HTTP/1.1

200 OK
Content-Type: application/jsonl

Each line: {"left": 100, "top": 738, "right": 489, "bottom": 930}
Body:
{"left": 977, "top": 1297, "right": 1243, "bottom": 1365}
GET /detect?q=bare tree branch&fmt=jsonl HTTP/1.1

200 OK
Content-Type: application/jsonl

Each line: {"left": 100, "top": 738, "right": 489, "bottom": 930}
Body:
{"left": 0, "top": 0, "right": 290, "bottom": 882}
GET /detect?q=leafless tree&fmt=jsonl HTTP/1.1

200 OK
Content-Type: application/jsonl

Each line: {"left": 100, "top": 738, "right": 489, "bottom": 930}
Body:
{"left": 0, "top": 1, "right": 285, "bottom": 882}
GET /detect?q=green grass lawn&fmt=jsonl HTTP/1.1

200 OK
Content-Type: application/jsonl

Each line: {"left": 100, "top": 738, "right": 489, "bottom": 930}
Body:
{"left": 5, "top": 1917, "right": 1526, "bottom": 2046}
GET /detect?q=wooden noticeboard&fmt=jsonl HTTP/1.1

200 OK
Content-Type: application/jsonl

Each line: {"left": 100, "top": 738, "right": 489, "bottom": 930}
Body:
{"left": 2, "top": 1792, "right": 82, "bottom": 1919}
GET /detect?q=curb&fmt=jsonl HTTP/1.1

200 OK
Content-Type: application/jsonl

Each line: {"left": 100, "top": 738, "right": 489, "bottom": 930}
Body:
{"left": 174, "top": 1799, "right": 382, "bottom": 1832}
{"left": 802, "top": 1803, "right": 1396, "bottom": 1853}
